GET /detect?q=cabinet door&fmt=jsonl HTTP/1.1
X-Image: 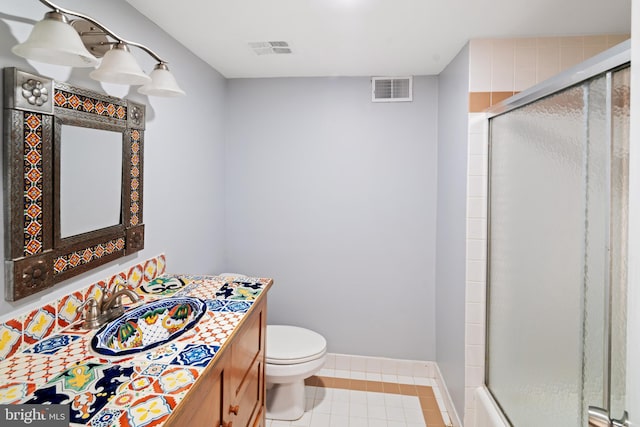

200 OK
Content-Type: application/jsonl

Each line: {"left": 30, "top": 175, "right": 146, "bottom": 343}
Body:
{"left": 164, "top": 354, "right": 225, "bottom": 427}
{"left": 229, "top": 300, "right": 266, "bottom": 427}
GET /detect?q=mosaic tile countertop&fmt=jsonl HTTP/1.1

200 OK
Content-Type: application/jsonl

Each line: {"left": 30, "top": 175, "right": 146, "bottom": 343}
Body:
{"left": 0, "top": 274, "right": 272, "bottom": 427}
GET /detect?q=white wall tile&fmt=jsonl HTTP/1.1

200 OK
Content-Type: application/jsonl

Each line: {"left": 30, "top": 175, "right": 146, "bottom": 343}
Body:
{"left": 381, "top": 358, "right": 398, "bottom": 375}
{"left": 469, "top": 40, "right": 493, "bottom": 92}
{"left": 465, "top": 387, "right": 477, "bottom": 410}
{"left": 466, "top": 238, "right": 486, "bottom": 261}
{"left": 365, "top": 357, "right": 382, "bottom": 373}
{"left": 514, "top": 67, "right": 537, "bottom": 92}
{"left": 515, "top": 46, "right": 537, "bottom": 69}
{"left": 515, "top": 37, "right": 537, "bottom": 48}
{"left": 334, "top": 354, "right": 351, "bottom": 371}
{"left": 350, "top": 355, "right": 367, "bottom": 372}
{"left": 559, "top": 36, "right": 584, "bottom": 47}
{"left": 584, "top": 35, "right": 609, "bottom": 46}
{"left": 607, "top": 34, "right": 629, "bottom": 47}
{"left": 467, "top": 175, "right": 487, "bottom": 198}
{"left": 466, "top": 345, "right": 485, "bottom": 367}
{"left": 465, "top": 323, "right": 485, "bottom": 346}
{"left": 584, "top": 44, "right": 610, "bottom": 60}
{"left": 560, "top": 46, "right": 584, "bottom": 70}
{"left": 396, "top": 361, "right": 414, "bottom": 376}
{"left": 323, "top": 353, "right": 336, "bottom": 369}
{"left": 466, "top": 366, "right": 485, "bottom": 387}
{"left": 466, "top": 260, "right": 486, "bottom": 283}
{"left": 465, "top": 281, "right": 485, "bottom": 304}
{"left": 467, "top": 197, "right": 487, "bottom": 219}
{"left": 536, "top": 36, "right": 560, "bottom": 48}
{"left": 467, "top": 219, "right": 487, "bottom": 240}
{"left": 411, "top": 361, "right": 431, "bottom": 378}
{"left": 468, "top": 133, "right": 487, "bottom": 156}
{"left": 537, "top": 49, "right": 561, "bottom": 81}
{"left": 465, "top": 302, "right": 484, "bottom": 325}
{"left": 492, "top": 68, "right": 515, "bottom": 93}
{"left": 468, "top": 155, "right": 488, "bottom": 176}
{"left": 491, "top": 40, "right": 516, "bottom": 92}
{"left": 468, "top": 113, "right": 488, "bottom": 134}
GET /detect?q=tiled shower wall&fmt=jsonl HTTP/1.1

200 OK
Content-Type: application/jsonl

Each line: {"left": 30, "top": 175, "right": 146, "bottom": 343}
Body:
{"left": 468, "top": 35, "right": 629, "bottom": 112}
{"left": 463, "top": 34, "right": 629, "bottom": 427}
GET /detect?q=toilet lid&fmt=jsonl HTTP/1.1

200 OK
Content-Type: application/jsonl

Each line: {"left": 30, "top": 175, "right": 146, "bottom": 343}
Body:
{"left": 266, "top": 325, "right": 327, "bottom": 365}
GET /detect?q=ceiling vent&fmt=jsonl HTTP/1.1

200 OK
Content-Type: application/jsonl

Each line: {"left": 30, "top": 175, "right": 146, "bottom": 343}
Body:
{"left": 249, "top": 41, "right": 292, "bottom": 56}
{"left": 371, "top": 77, "right": 413, "bottom": 102}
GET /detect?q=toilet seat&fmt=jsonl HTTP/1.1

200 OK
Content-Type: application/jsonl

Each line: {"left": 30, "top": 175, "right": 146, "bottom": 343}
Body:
{"left": 266, "top": 325, "right": 327, "bottom": 365}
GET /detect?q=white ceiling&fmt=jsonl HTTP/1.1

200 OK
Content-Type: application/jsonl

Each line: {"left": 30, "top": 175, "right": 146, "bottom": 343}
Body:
{"left": 125, "top": 0, "right": 631, "bottom": 79}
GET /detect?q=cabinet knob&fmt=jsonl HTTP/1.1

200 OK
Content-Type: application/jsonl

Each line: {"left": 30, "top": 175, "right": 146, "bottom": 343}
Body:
{"left": 229, "top": 405, "right": 240, "bottom": 415}
{"left": 222, "top": 422, "right": 233, "bottom": 427}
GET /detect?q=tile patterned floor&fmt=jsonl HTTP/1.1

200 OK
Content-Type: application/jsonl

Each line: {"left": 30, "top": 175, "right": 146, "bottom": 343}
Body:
{"left": 266, "top": 358, "right": 451, "bottom": 427}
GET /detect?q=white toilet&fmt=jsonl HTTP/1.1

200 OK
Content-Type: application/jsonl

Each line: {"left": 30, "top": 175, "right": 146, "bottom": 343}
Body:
{"left": 266, "top": 325, "right": 327, "bottom": 421}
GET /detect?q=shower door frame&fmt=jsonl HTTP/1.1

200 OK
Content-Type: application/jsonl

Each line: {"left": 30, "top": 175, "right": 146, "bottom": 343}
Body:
{"left": 483, "top": 40, "right": 631, "bottom": 426}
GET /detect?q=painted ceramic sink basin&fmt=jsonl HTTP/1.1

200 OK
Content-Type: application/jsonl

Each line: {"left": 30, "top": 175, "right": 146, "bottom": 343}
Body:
{"left": 91, "top": 296, "right": 206, "bottom": 357}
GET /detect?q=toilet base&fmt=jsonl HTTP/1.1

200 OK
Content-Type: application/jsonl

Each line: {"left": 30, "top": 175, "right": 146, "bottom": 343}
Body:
{"left": 265, "top": 380, "right": 305, "bottom": 421}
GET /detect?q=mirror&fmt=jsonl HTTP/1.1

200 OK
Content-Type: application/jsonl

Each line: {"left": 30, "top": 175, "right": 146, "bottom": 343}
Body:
{"left": 3, "top": 68, "right": 146, "bottom": 301}
{"left": 59, "top": 125, "right": 123, "bottom": 239}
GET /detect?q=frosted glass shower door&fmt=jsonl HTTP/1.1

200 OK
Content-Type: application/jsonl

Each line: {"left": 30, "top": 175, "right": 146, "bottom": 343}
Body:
{"left": 487, "top": 66, "right": 629, "bottom": 426}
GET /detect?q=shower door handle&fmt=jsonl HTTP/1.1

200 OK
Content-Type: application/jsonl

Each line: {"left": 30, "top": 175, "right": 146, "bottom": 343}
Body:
{"left": 588, "top": 407, "right": 629, "bottom": 427}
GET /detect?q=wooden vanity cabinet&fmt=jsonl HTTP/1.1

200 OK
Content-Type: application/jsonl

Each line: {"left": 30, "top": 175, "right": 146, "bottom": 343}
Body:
{"left": 165, "top": 296, "right": 267, "bottom": 427}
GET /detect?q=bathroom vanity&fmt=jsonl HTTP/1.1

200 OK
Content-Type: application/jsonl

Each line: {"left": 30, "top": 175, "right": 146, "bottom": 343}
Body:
{"left": 166, "top": 294, "right": 267, "bottom": 427}
{"left": 0, "top": 270, "right": 271, "bottom": 427}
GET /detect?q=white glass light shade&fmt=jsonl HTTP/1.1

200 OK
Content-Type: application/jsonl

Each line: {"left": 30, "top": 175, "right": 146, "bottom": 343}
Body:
{"left": 138, "top": 64, "right": 185, "bottom": 97}
{"left": 12, "top": 12, "right": 98, "bottom": 67}
{"left": 90, "top": 44, "right": 151, "bottom": 85}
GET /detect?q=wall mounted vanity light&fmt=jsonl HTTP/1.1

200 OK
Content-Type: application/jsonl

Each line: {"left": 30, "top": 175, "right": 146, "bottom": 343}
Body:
{"left": 12, "top": 0, "right": 185, "bottom": 97}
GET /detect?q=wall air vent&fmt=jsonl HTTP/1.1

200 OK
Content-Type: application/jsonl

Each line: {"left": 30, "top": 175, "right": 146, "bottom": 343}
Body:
{"left": 371, "top": 77, "right": 413, "bottom": 102}
{"left": 249, "top": 41, "right": 292, "bottom": 56}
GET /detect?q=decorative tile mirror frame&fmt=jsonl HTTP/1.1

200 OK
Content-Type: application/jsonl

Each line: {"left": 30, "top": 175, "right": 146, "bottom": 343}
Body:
{"left": 3, "top": 67, "right": 145, "bottom": 301}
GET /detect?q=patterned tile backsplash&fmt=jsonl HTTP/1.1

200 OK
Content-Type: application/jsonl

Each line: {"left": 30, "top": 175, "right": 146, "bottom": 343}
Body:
{"left": 0, "top": 254, "right": 167, "bottom": 363}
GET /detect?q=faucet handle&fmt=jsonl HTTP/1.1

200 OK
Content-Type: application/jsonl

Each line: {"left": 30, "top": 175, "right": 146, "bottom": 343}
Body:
{"left": 76, "top": 297, "right": 102, "bottom": 329}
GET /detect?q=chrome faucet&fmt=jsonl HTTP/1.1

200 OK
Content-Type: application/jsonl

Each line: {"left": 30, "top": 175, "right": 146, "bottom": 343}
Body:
{"left": 77, "top": 282, "right": 141, "bottom": 329}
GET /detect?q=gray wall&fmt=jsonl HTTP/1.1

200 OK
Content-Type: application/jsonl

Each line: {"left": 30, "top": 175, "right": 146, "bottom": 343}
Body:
{"left": 436, "top": 44, "right": 470, "bottom": 415}
{"left": 1, "top": 3, "right": 469, "bottom": 386}
{"left": 0, "top": 0, "right": 227, "bottom": 319}
{"left": 224, "top": 76, "right": 439, "bottom": 360}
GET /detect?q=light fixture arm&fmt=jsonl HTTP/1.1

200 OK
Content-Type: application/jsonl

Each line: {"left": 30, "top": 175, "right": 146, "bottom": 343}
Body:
{"left": 37, "top": 0, "right": 167, "bottom": 64}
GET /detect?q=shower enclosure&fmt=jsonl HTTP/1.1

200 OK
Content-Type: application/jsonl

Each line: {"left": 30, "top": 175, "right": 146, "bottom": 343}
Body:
{"left": 485, "top": 42, "right": 630, "bottom": 426}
